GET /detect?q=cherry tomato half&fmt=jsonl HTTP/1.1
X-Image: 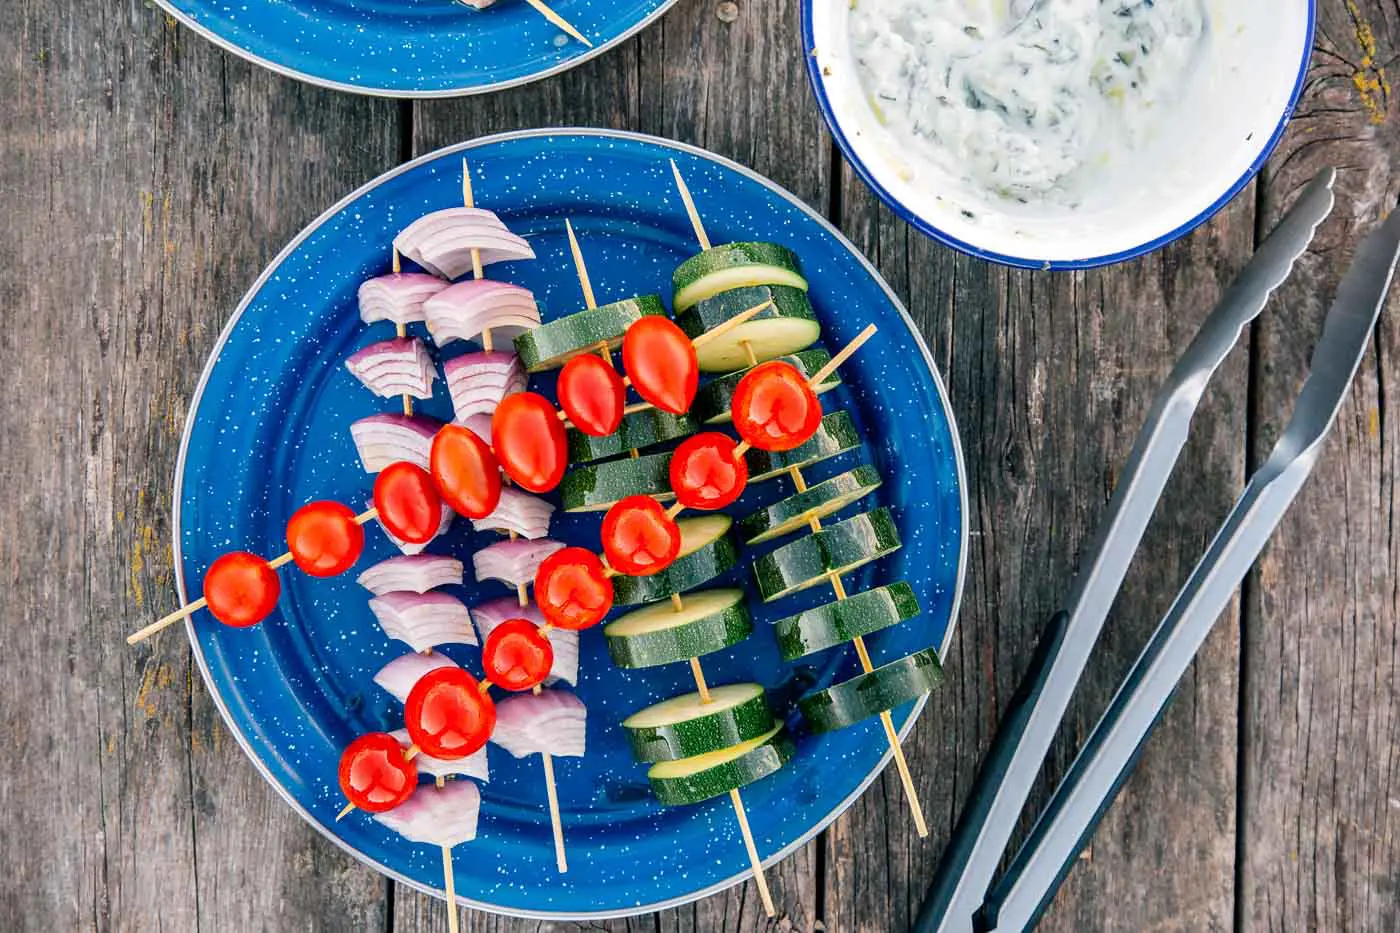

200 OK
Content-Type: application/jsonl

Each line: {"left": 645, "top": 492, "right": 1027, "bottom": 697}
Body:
{"left": 430, "top": 424, "right": 502, "bottom": 519}
{"left": 622, "top": 316, "right": 699, "bottom": 416}
{"left": 535, "top": 546, "right": 614, "bottom": 630}
{"left": 492, "top": 392, "right": 569, "bottom": 493}
{"left": 373, "top": 461, "right": 442, "bottom": 545}
{"left": 404, "top": 668, "right": 496, "bottom": 760}
{"left": 204, "top": 551, "right": 280, "bottom": 628}
{"left": 731, "top": 360, "right": 823, "bottom": 451}
{"left": 558, "top": 354, "right": 625, "bottom": 437}
{"left": 482, "top": 619, "right": 554, "bottom": 691}
{"left": 669, "top": 432, "right": 750, "bottom": 510}
{"left": 338, "top": 732, "right": 418, "bottom": 813}
{"left": 286, "top": 501, "right": 365, "bottom": 577}
{"left": 601, "top": 495, "right": 682, "bottom": 575}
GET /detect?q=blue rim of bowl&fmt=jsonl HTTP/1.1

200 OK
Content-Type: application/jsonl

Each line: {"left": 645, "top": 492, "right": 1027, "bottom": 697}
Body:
{"left": 800, "top": 2, "right": 1318, "bottom": 271}
{"left": 148, "top": 0, "right": 681, "bottom": 98}
{"left": 171, "top": 128, "right": 970, "bottom": 920}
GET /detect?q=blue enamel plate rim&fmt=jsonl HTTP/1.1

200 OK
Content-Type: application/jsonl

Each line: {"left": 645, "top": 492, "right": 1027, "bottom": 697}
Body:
{"left": 171, "top": 127, "right": 970, "bottom": 920}
{"left": 148, "top": 0, "right": 682, "bottom": 98}
{"left": 799, "top": 1, "right": 1318, "bottom": 270}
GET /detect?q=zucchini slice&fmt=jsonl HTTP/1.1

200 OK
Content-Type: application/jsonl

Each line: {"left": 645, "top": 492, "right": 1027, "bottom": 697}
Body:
{"left": 605, "top": 588, "right": 752, "bottom": 669}
{"left": 739, "top": 465, "right": 883, "bottom": 544}
{"left": 676, "top": 285, "right": 821, "bottom": 373}
{"left": 647, "top": 724, "right": 794, "bottom": 805}
{"left": 773, "top": 582, "right": 922, "bottom": 661}
{"left": 513, "top": 295, "right": 665, "bottom": 372}
{"left": 799, "top": 647, "right": 945, "bottom": 732}
{"left": 672, "top": 243, "right": 808, "bottom": 313}
{"left": 613, "top": 515, "right": 738, "bottom": 605}
{"left": 752, "top": 507, "right": 901, "bottom": 602}
{"left": 623, "top": 683, "right": 775, "bottom": 762}
{"left": 567, "top": 409, "right": 698, "bottom": 464}
{"left": 693, "top": 348, "right": 841, "bottom": 423}
{"left": 559, "top": 453, "right": 673, "bottom": 513}
{"left": 747, "top": 411, "right": 861, "bottom": 482}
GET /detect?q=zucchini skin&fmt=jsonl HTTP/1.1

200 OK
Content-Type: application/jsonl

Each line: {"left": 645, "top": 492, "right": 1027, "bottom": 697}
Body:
{"left": 648, "top": 730, "right": 795, "bottom": 805}
{"left": 566, "top": 409, "right": 698, "bottom": 463}
{"left": 747, "top": 411, "right": 861, "bottom": 481}
{"left": 751, "top": 507, "right": 902, "bottom": 602}
{"left": 677, "top": 284, "right": 815, "bottom": 338}
{"left": 773, "top": 582, "right": 922, "bottom": 661}
{"left": 739, "top": 464, "right": 883, "bottom": 544}
{"left": 671, "top": 243, "right": 806, "bottom": 311}
{"left": 799, "top": 647, "right": 946, "bottom": 732}
{"left": 605, "top": 596, "right": 753, "bottom": 669}
{"left": 624, "top": 688, "right": 775, "bottom": 762}
{"left": 513, "top": 295, "right": 665, "bottom": 372}
{"left": 559, "top": 453, "right": 672, "bottom": 512}
{"left": 613, "top": 527, "right": 740, "bottom": 605}
{"left": 693, "top": 349, "right": 840, "bottom": 424}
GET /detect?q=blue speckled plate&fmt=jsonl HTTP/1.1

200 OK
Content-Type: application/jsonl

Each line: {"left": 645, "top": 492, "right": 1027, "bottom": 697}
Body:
{"left": 151, "top": 0, "right": 676, "bottom": 97}
{"left": 175, "top": 129, "right": 967, "bottom": 919}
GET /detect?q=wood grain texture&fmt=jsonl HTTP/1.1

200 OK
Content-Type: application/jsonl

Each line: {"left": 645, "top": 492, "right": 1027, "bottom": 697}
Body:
{"left": 0, "top": 2, "right": 399, "bottom": 930}
{"left": 829, "top": 178, "right": 1254, "bottom": 931}
{"left": 1241, "top": 3, "right": 1400, "bottom": 930}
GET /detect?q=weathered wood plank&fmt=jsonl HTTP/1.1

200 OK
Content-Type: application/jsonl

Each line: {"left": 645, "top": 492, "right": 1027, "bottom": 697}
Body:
{"left": 1242, "top": 2, "right": 1400, "bottom": 930}
{"left": 0, "top": 2, "right": 399, "bottom": 929}
{"left": 828, "top": 161, "right": 1254, "bottom": 930}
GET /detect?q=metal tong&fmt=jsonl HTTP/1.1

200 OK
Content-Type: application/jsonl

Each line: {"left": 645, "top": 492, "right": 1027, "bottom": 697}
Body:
{"left": 916, "top": 167, "right": 1400, "bottom": 932}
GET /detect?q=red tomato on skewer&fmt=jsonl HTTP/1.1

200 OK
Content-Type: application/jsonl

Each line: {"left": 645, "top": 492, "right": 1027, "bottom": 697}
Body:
{"left": 558, "top": 354, "right": 625, "bottom": 437}
{"left": 286, "top": 501, "right": 365, "bottom": 577}
{"left": 482, "top": 619, "right": 555, "bottom": 691}
{"left": 373, "top": 462, "right": 442, "bottom": 544}
{"left": 338, "top": 732, "right": 418, "bottom": 813}
{"left": 492, "top": 392, "right": 569, "bottom": 493}
{"left": 204, "top": 551, "right": 280, "bottom": 628}
{"left": 731, "top": 361, "right": 822, "bottom": 451}
{"left": 430, "top": 424, "right": 502, "bottom": 519}
{"left": 535, "top": 546, "right": 614, "bottom": 631}
{"left": 669, "top": 432, "right": 749, "bottom": 510}
{"left": 622, "top": 316, "right": 698, "bottom": 415}
{"left": 601, "top": 495, "right": 682, "bottom": 575}
{"left": 404, "top": 668, "right": 496, "bottom": 760}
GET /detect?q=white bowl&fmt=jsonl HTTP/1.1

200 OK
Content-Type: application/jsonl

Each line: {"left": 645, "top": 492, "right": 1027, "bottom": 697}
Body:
{"left": 803, "top": 1, "right": 1315, "bottom": 269}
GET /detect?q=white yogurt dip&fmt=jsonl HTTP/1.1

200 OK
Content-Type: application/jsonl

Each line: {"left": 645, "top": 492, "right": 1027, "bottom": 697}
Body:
{"left": 850, "top": 0, "right": 1210, "bottom": 206}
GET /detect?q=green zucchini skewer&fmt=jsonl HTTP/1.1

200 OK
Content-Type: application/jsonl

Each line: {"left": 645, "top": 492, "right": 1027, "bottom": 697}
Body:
{"left": 556, "top": 213, "right": 782, "bottom": 919}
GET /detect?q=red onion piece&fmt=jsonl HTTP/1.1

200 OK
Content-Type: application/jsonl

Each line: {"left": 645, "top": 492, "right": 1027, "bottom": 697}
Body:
{"left": 492, "top": 689, "right": 586, "bottom": 759}
{"left": 368, "top": 591, "right": 477, "bottom": 653}
{"left": 470, "top": 597, "right": 578, "bottom": 687}
{"left": 357, "top": 272, "right": 448, "bottom": 325}
{"left": 444, "top": 351, "right": 527, "bottom": 421}
{"left": 345, "top": 337, "right": 436, "bottom": 400}
{"left": 350, "top": 413, "right": 442, "bottom": 473}
{"left": 461, "top": 413, "right": 492, "bottom": 445}
{"left": 372, "top": 780, "right": 480, "bottom": 848}
{"left": 389, "top": 728, "right": 489, "bottom": 782}
{"left": 356, "top": 554, "right": 464, "bottom": 595}
{"left": 422, "top": 280, "right": 541, "bottom": 347}
{"left": 373, "top": 650, "right": 457, "bottom": 704}
{"left": 471, "top": 537, "right": 565, "bottom": 589}
{"left": 394, "top": 207, "right": 535, "bottom": 280}
{"left": 472, "top": 487, "right": 555, "bottom": 540}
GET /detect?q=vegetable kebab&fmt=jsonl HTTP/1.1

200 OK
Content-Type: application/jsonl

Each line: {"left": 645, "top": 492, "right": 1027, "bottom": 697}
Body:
{"left": 352, "top": 161, "right": 585, "bottom": 878}
{"left": 660, "top": 161, "right": 938, "bottom": 836}
{"left": 517, "top": 221, "right": 816, "bottom": 918}
{"left": 126, "top": 463, "right": 454, "bottom": 644}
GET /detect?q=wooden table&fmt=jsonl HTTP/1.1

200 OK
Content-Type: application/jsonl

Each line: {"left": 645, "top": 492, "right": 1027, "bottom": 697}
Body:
{"left": 3, "top": 1, "right": 1396, "bottom": 929}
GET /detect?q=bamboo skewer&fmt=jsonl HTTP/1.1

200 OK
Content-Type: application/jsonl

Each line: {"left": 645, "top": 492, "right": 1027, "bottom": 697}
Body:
{"left": 464, "top": 158, "right": 569, "bottom": 874}
{"left": 128, "top": 508, "right": 380, "bottom": 644}
{"left": 391, "top": 247, "right": 415, "bottom": 417}
{"left": 667, "top": 162, "right": 927, "bottom": 837}
{"left": 519, "top": 0, "right": 593, "bottom": 47}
